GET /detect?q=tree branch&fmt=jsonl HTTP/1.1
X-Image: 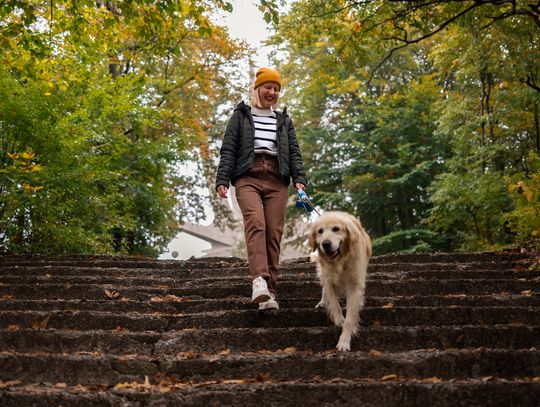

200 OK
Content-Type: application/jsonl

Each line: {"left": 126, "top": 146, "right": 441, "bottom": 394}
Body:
{"left": 368, "top": 2, "right": 484, "bottom": 84}
{"left": 526, "top": 74, "right": 540, "bottom": 92}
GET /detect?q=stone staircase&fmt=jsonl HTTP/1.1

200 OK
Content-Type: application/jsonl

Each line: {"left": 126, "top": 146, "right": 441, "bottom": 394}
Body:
{"left": 0, "top": 251, "right": 539, "bottom": 406}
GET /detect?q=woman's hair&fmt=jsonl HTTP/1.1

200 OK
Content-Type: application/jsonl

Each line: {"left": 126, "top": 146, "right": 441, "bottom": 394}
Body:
{"left": 250, "top": 80, "right": 280, "bottom": 109}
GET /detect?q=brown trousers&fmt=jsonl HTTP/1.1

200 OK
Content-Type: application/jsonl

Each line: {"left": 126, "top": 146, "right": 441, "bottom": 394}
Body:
{"left": 235, "top": 154, "right": 289, "bottom": 295}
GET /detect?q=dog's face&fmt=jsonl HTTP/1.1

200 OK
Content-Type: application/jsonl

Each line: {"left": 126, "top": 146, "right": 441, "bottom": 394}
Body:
{"left": 308, "top": 212, "right": 360, "bottom": 262}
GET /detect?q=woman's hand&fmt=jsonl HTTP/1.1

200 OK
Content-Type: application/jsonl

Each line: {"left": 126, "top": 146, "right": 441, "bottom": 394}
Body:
{"left": 295, "top": 183, "right": 305, "bottom": 192}
{"left": 217, "top": 185, "right": 228, "bottom": 199}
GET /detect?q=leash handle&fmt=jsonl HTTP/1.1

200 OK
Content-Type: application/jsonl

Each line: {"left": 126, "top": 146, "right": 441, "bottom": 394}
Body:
{"left": 296, "top": 190, "right": 320, "bottom": 215}
{"left": 297, "top": 189, "right": 309, "bottom": 203}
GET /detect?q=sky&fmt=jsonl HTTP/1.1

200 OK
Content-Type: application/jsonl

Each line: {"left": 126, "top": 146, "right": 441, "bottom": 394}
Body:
{"left": 159, "top": 1, "right": 272, "bottom": 260}
{"left": 221, "top": 0, "right": 274, "bottom": 67}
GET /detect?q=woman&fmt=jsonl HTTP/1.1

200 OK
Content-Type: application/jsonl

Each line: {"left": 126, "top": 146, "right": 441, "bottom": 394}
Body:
{"left": 216, "top": 67, "right": 307, "bottom": 310}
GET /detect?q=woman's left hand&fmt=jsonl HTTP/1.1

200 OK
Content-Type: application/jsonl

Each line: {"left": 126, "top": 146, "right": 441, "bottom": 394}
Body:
{"left": 295, "top": 183, "right": 305, "bottom": 191}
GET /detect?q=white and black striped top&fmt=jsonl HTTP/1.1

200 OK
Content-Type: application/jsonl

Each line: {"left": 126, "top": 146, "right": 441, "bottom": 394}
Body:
{"left": 252, "top": 107, "right": 278, "bottom": 156}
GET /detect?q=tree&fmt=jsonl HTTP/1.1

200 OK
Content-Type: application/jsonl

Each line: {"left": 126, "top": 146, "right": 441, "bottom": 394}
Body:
{"left": 268, "top": 1, "right": 452, "bottom": 253}
{"left": 267, "top": 0, "right": 539, "bottom": 253}
{"left": 271, "top": 1, "right": 540, "bottom": 90}
{"left": 0, "top": 0, "right": 249, "bottom": 255}
{"left": 426, "top": 15, "right": 539, "bottom": 249}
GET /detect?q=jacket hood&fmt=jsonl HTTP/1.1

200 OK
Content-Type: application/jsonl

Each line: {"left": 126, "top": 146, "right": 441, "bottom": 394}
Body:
{"left": 234, "top": 101, "right": 250, "bottom": 113}
{"left": 234, "top": 101, "right": 289, "bottom": 121}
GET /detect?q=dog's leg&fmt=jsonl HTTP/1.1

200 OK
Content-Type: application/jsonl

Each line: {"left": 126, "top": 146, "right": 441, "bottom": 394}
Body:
{"left": 336, "top": 287, "right": 365, "bottom": 351}
{"left": 315, "top": 285, "right": 326, "bottom": 309}
{"left": 324, "top": 284, "right": 345, "bottom": 327}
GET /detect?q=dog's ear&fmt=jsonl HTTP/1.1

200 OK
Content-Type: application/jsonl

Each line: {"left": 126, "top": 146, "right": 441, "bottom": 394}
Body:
{"left": 307, "top": 224, "right": 317, "bottom": 251}
{"left": 346, "top": 216, "right": 362, "bottom": 245}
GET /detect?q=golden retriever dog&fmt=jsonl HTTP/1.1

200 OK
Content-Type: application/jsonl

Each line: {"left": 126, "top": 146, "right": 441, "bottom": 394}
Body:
{"left": 308, "top": 211, "right": 372, "bottom": 351}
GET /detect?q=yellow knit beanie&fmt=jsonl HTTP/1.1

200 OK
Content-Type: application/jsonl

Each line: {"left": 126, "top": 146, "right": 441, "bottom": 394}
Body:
{"left": 254, "top": 67, "right": 282, "bottom": 90}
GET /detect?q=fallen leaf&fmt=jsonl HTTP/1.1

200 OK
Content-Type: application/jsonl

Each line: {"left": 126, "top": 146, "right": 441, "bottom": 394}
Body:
{"left": 115, "top": 381, "right": 135, "bottom": 389}
{"left": 481, "top": 376, "right": 494, "bottom": 382}
{"left": 54, "top": 382, "right": 67, "bottom": 388}
{"left": 32, "top": 315, "right": 51, "bottom": 330}
{"left": 222, "top": 379, "right": 248, "bottom": 384}
{"left": 369, "top": 349, "right": 382, "bottom": 357}
{"left": 150, "top": 296, "right": 164, "bottom": 302}
{"left": 283, "top": 347, "right": 297, "bottom": 353}
{"left": 73, "top": 384, "right": 90, "bottom": 392}
{"left": 382, "top": 303, "right": 394, "bottom": 309}
{"left": 381, "top": 374, "right": 398, "bottom": 381}
{"left": 176, "top": 351, "right": 199, "bottom": 359}
{"left": 218, "top": 348, "right": 231, "bottom": 356}
{"left": 104, "top": 290, "right": 120, "bottom": 299}
{"left": 114, "top": 326, "right": 129, "bottom": 333}
{"left": 508, "top": 321, "right": 525, "bottom": 327}
{"left": 7, "top": 325, "right": 19, "bottom": 332}
{"left": 521, "top": 290, "right": 534, "bottom": 297}
{"left": 164, "top": 294, "right": 192, "bottom": 302}
{"left": 1, "top": 295, "right": 13, "bottom": 300}
{"left": 423, "top": 377, "right": 442, "bottom": 383}
{"left": 0, "top": 380, "right": 22, "bottom": 388}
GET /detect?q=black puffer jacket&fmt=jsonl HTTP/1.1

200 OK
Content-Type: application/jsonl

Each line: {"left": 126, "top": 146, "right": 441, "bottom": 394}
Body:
{"left": 215, "top": 101, "right": 308, "bottom": 189}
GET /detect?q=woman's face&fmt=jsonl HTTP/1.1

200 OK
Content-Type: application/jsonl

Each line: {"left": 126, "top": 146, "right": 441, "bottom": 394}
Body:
{"left": 258, "top": 82, "right": 280, "bottom": 109}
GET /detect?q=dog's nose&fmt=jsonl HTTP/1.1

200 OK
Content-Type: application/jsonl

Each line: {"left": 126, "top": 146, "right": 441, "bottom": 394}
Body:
{"left": 322, "top": 240, "right": 332, "bottom": 250}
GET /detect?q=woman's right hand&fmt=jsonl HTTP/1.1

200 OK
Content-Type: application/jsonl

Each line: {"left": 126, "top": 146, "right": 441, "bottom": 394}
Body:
{"left": 217, "top": 185, "right": 228, "bottom": 199}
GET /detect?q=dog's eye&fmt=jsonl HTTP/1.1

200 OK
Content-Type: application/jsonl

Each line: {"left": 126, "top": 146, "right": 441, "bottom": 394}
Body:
{"left": 332, "top": 226, "right": 340, "bottom": 232}
{"left": 318, "top": 228, "right": 323, "bottom": 234}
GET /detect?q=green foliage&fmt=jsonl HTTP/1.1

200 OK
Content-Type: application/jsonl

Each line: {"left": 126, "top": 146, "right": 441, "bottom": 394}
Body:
{"left": 504, "top": 154, "right": 540, "bottom": 249}
{"left": 0, "top": 1, "right": 248, "bottom": 255}
{"left": 269, "top": 0, "right": 539, "bottom": 253}
{"left": 372, "top": 228, "right": 449, "bottom": 255}
{"left": 427, "top": 171, "right": 511, "bottom": 251}
{"left": 0, "top": 68, "right": 113, "bottom": 254}
{"left": 2, "top": 0, "right": 537, "bottom": 256}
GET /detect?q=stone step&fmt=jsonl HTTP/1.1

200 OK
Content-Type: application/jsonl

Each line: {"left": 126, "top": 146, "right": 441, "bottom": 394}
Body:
{"left": 370, "top": 251, "right": 527, "bottom": 264}
{"left": 0, "top": 251, "right": 537, "bottom": 406}
{"left": 1, "top": 268, "right": 537, "bottom": 284}
{"left": 1, "top": 294, "right": 537, "bottom": 313}
{"left": 0, "top": 259, "right": 529, "bottom": 277}
{"left": 0, "top": 256, "right": 245, "bottom": 269}
{"left": 1, "top": 307, "right": 538, "bottom": 332}
{"left": 154, "top": 325, "right": 539, "bottom": 355}
{"left": 0, "top": 329, "right": 159, "bottom": 356}
{"left": 1, "top": 349, "right": 538, "bottom": 386}
{"left": 2, "top": 379, "right": 539, "bottom": 407}
{"left": 2, "top": 325, "right": 537, "bottom": 355}
{"left": 1, "top": 279, "right": 536, "bottom": 300}
{"left": 0, "top": 250, "right": 527, "bottom": 265}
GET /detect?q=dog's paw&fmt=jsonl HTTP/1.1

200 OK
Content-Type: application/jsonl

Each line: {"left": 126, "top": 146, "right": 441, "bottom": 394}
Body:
{"left": 336, "top": 339, "right": 351, "bottom": 352}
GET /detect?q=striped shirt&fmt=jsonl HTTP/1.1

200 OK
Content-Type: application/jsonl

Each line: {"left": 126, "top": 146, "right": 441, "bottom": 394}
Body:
{"left": 252, "top": 107, "right": 278, "bottom": 156}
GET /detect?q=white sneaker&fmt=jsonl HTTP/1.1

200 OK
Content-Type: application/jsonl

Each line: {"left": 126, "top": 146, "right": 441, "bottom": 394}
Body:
{"left": 251, "top": 276, "right": 271, "bottom": 303}
{"left": 259, "top": 294, "right": 279, "bottom": 310}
